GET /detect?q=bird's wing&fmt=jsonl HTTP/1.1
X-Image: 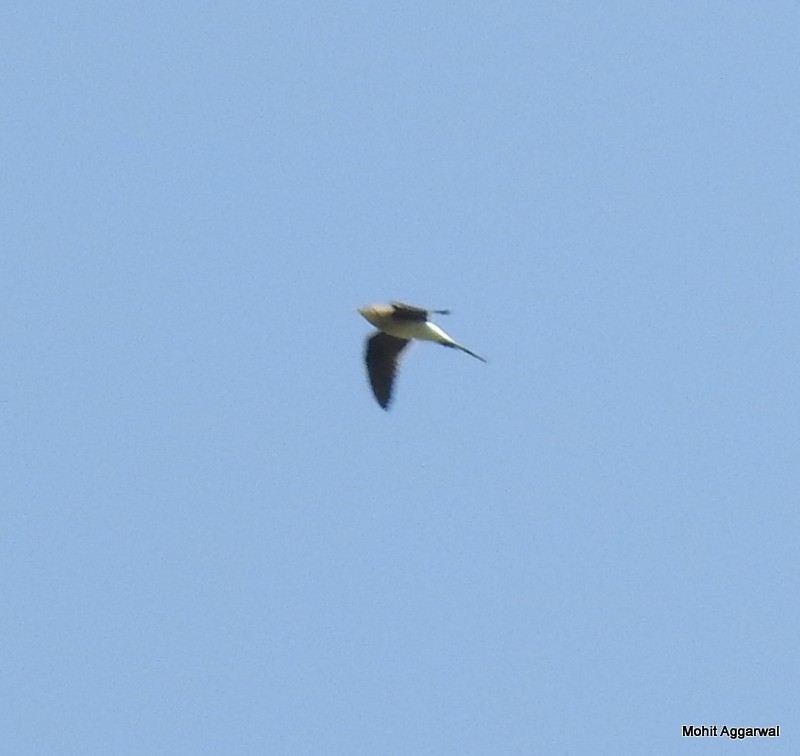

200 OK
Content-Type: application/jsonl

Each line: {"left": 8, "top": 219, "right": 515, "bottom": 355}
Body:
{"left": 390, "top": 301, "right": 429, "bottom": 322}
{"left": 365, "top": 332, "right": 410, "bottom": 409}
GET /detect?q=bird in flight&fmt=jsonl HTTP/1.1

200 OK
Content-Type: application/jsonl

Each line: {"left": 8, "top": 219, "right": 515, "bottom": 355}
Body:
{"left": 358, "top": 301, "right": 486, "bottom": 409}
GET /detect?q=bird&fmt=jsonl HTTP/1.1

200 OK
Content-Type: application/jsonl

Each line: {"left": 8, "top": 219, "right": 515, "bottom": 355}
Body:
{"left": 358, "top": 301, "right": 486, "bottom": 409}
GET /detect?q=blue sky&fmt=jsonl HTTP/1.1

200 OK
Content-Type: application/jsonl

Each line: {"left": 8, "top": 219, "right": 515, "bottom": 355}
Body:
{"left": 2, "top": 2, "right": 798, "bottom": 753}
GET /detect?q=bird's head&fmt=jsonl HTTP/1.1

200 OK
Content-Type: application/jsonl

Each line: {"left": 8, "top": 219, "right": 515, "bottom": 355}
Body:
{"left": 358, "top": 305, "right": 381, "bottom": 328}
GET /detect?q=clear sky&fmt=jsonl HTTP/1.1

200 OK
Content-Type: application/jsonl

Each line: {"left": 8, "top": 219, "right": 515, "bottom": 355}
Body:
{"left": 2, "top": 2, "right": 798, "bottom": 754}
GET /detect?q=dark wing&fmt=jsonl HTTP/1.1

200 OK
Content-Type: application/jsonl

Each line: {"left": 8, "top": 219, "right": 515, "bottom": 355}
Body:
{"left": 365, "top": 332, "right": 410, "bottom": 409}
{"left": 390, "top": 301, "right": 429, "bottom": 322}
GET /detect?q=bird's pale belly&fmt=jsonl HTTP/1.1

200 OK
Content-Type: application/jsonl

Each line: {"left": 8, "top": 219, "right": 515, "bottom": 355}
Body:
{"left": 380, "top": 320, "right": 452, "bottom": 344}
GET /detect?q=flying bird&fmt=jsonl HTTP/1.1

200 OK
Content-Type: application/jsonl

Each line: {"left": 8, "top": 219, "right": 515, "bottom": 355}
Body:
{"left": 358, "top": 301, "right": 486, "bottom": 409}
